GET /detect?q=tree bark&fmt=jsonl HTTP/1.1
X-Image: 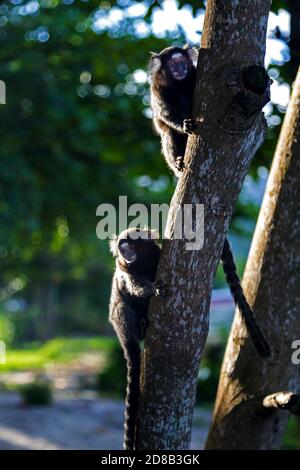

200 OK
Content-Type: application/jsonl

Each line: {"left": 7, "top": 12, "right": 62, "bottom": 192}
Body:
{"left": 206, "top": 66, "right": 300, "bottom": 450}
{"left": 137, "top": 0, "right": 271, "bottom": 450}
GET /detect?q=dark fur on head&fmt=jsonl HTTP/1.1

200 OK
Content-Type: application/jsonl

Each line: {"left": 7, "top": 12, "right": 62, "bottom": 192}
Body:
{"left": 149, "top": 45, "right": 198, "bottom": 84}
{"left": 110, "top": 227, "right": 160, "bottom": 277}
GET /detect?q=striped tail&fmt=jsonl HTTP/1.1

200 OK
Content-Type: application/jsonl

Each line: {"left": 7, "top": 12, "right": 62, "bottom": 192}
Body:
{"left": 221, "top": 238, "right": 271, "bottom": 359}
{"left": 123, "top": 341, "right": 141, "bottom": 450}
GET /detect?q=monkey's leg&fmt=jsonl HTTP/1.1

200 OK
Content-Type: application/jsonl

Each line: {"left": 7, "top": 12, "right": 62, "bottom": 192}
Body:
{"left": 162, "top": 129, "right": 188, "bottom": 177}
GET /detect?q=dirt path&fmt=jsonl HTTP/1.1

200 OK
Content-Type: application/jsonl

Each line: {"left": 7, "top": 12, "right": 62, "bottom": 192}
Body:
{"left": 0, "top": 392, "right": 210, "bottom": 450}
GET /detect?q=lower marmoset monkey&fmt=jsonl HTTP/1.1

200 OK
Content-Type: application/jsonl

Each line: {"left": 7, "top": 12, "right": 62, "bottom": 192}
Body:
{"left": 149, "top": 45, "right": 271, "bottom": 359}
{"left": 109, "top": 227, "right": 166, "bottom": 450}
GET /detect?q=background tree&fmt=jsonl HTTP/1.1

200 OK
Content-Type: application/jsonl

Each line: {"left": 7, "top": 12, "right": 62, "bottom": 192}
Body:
{"left": 206, "top": 65, "right": 300, "bottom": 450}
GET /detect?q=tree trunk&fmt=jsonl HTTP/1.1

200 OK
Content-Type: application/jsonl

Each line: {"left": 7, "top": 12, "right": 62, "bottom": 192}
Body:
{"left": 206, "top": 66, "right": 300, "bottom": 450}
{"left": 137, "top": 0, "right": 271, "bottom": 450}
{"left": 35, "top": 282, "right": 59, "bottom": 341}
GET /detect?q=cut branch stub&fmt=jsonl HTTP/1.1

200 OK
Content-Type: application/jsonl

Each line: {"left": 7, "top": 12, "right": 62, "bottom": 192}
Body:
{"left": 198, "top": 63, "right": 271, "bottom": 140}
{"left": 235, "top": 65, "right": 272, "bottom": 117}
{"left": 262, "top": 392, "right": 300, "bottom": 415}
{"left": 216, "top": 64, "right": 271, "bottom": 134}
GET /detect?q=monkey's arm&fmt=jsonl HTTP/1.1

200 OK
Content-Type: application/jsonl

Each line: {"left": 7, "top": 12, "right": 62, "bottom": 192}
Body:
{"left": 124, "top": 275, "right": 167, "bottom": 298}
{"left": 156, "top": 102, "right": 191, "bottom": 133}
{"left": 158, "top": 109, "right": 196, "bottom": 135}
{"left": 158, "top": 111, "right": 187, "bottom": 133}
{"left": 152, "top": 94, "right": 193, "bottom": 134}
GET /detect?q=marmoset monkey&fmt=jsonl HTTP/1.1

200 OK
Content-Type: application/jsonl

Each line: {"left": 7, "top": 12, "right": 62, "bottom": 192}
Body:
{"left": 109, "top": 228, "right": 166, "bottom": 450}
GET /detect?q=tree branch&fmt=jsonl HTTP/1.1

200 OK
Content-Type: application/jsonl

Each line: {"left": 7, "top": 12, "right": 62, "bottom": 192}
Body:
{"left": 206, "top": 66, "right": 300, "bottom": 450}
{"left": 263, "top": 392, "right": 300, "bottom": 415}
{"left": 137, "top": 0, "right": 271, "bottom": 450}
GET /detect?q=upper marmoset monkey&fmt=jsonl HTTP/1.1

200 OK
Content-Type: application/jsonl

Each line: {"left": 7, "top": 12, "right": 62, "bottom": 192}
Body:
{"left": 149, "top": 45, "right": 198, "bottom": 176}
{"left": 109, "top": 227, "right": 166, "bottom": 450}
{"left": 149, "top": 46, "right": 271, "bottom": 359}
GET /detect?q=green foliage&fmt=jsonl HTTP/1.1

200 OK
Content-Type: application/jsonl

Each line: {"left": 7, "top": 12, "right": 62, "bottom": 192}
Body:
{"left": 0, "top": 0, "right": 294, "bottom": 341}
{"left": 282, "top": 415, "right": 300, "bottom": 450}
{"left": 2, "top": 336, "right": 116, "bottom": 371}
{"left": 20, "top": 378, "right": 53, "bottom": 406}
{"left": 0, "top": 314, "right": 15, "bottom": 345}
{"left": 0, "top": 0, "right": 174, "bottom": 339}
{"left": 96, "top": 342, "right": 127, "bottom": 398}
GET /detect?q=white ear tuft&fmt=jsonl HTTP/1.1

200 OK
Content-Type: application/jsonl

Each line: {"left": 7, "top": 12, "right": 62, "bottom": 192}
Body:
{"left": 187, "top": 48, "right": 199, "bottom": 66}
{"left": 150, "top": 56, "right": 162, "bottom": 74}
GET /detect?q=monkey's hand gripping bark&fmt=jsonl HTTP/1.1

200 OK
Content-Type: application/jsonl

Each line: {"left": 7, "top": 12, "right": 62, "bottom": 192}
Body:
{"left": 183, "top": 118, "right": 197, "bottom": 135}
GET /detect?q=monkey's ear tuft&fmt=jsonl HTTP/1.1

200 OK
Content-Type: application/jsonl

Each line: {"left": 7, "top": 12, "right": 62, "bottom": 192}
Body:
{"left": 187, "top": 47, "right": 199, "bottom": 66}
{"left": 109, "top": 235, "right": 118, "bottom": 257}
{"left": 150, "top": 56, "right": 162, "bottom": 74}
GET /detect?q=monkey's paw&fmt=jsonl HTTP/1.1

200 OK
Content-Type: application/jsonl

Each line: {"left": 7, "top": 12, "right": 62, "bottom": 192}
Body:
{"left": 175, "top": 156, "right": 185, "bottom": 173}
{"left": 154, "top": 280, "right": 169, "bottom": 298}
{"left": 183, "top": 118, "right": 196, "bottom": 135}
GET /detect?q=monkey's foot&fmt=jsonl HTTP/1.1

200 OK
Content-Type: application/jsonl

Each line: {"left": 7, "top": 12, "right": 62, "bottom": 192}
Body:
{"left": 154, "top": 280, "right": 169, "bottom": 298}
{"left": 175, "top": 156, "right": 185, "bottom": 173}
{"left": 183, "top": 118, "right": 196, "bottom": 134}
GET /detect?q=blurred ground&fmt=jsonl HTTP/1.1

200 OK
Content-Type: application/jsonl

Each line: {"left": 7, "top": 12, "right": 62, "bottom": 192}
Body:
{"left": 0, "top": 353, "right": 211, "bottom": 450}
{"left": 0, "top": 392, "right": 211, "bottom": 450}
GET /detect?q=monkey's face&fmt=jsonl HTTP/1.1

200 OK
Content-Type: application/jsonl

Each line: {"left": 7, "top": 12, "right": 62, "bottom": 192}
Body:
{"left": 150, "top": 46, "right": 198, "bottom": 82}
{"left": 110, "top": 228, "right": 159, "bottom": 266}
{"left": 118, "top": 238, "right": 138, "bottom": 264}
{"left": 168, "top": 52, "right": 190, "bottom": 81}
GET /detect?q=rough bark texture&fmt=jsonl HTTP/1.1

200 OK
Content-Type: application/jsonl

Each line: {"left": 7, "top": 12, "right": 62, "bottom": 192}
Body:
{"left": 206, "top": 67, "right": 300, "bottom": 450}
{"left": 137, "top": 0, "right": 271, "bottom": 450}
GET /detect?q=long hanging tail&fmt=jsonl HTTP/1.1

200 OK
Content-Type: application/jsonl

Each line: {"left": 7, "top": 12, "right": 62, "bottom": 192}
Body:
{"left": 221, "top": 238, "right": 271, "bottom": 359}
{"left": 123, "top": 341, "right": 141, "bottom": 450}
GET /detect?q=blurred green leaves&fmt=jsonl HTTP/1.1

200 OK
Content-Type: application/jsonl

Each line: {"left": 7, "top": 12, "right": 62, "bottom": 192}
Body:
{"left": 0, "top": 0, "right": 293, "bottom": 340}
